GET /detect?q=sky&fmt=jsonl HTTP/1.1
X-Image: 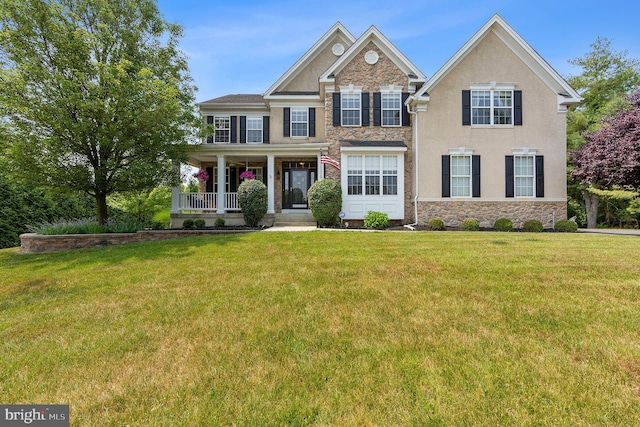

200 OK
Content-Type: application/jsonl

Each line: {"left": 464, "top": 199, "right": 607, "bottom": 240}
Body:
{"left": 156, "top": 0, "right": 640, "bottom": 103}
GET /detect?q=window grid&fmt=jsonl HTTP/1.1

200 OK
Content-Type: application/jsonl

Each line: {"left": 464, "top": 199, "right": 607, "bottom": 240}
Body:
{"left": 347, "top": 155, "right": 398, "bottom": 196}
{"left": 341, "top": 93, "right": 361, "bottom": 126}
{"left": 246, "top": 117, "right": 262, "bottom": 143}
{"left": 472, "top": 90, "right": 513, "bottom": 125}
{"left": 382, "top": 93, "right": 401, "bottom": 126}
{"left": 514, "top": 155, "right": 534, "bottom": 197}
{"left": 290, "top": 108, "right": 308, "bottom": 137}
{"left": 214, "top": 116, "right": 230, "bottom": 143}
{"left": 451, "top": 155, "right": 471, "bottom": 197}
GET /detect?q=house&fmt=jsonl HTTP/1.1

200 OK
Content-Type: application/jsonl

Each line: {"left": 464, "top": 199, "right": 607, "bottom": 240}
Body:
{"left": 170, "top": 14, "right": 581, "bottom": 228}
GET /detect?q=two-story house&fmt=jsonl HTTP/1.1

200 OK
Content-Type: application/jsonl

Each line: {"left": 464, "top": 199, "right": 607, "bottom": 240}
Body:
{"left": 170, "top": 14, "right": 580, "bottom": 228}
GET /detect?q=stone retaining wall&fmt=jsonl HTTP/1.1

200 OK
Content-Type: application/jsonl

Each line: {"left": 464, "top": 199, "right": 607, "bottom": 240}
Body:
{"left": 20, "top": 229, "right": 253, "bottom": 253}
{"left": 417, "top": 201, "right": 567, "bottom": 229}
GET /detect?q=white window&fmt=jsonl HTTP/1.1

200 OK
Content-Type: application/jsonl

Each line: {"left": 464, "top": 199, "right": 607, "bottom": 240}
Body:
{"left": 515, "top": 155, "right": 534, "bottom": 197}
{"left": 382, "top": 93, "right": 401, "bottom": 126}
{"left": 341, "top": 93, "right": 361, "bottom": 126}
{"left": 347, "top": 155, "right": 398, "bottom": 196}
{"left": 451, "top": 155, "right": 471, "bottom": 197}
{"left": 214, "top": 116, "right": 230, "bottom": 143}
{"left": 246, "top": 117, "right": 262, "bottom": 143}
{"left": 472, "top": 90, "right": 512, "bottom": 125}
{"left": 290, "top": 108, "right": 308, "bottom": 137}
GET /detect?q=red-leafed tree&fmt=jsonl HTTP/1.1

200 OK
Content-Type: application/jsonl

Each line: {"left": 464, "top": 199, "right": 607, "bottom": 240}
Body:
{"left": 571, "top": 91, "right": 640, "bottom": 228}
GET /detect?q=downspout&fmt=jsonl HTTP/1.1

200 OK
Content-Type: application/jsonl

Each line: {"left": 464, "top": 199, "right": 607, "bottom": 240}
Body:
{"left": 405, "top": 102, "right": 419, "bottom": 228}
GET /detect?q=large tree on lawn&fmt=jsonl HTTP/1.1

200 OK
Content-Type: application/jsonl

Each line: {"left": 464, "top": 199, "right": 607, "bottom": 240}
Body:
{"left": 0, "top": 0, "right": 199, "bottom": 224}
{"left": 571, "top": 92, "right": 640, "bottom": 228}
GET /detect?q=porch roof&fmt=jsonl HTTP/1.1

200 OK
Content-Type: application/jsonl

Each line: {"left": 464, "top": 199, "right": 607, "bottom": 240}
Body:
{"left": 187, "top": 142, "right": 330, "bottom": 165}
{"left": 340, "top": 140, "right": 407, "bottom": 148}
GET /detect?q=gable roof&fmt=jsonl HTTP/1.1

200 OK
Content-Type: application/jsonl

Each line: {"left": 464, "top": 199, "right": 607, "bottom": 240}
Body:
{"left": 199, "top": 94, "right": 265, "bottom": 106}
{"left": 412, "top": 14, "right": 581, "bottom": 107}
{"left": 263, "top": 22, "right": 356, "bottom": 99}
{"left": 320, "top": 25, "right": 426, "bottom": 86}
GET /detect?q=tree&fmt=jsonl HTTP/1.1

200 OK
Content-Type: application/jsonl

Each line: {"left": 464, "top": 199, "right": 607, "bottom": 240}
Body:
{"left": 571, "top": 92, "right": 640, "bottom": 227}
{"left": 0, "top": 0, "right": 200, "bottom": 224}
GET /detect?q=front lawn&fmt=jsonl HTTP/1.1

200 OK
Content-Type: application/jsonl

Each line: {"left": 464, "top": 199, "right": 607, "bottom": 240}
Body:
{"left": 1, "top": 231, "right": 639, "bottom": 425}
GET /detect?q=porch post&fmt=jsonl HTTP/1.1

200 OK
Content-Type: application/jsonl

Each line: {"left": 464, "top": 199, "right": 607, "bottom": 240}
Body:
{"left": 317, "top": 152, "right": 324, "bottom": 180}
{"left": 170, "top": 160, "right": 181, "bottom": 214}
{"left": 267, "top": 154, "right": 275, "bottom": 214}
{"left": 217, "top": 155, "right": 226, "bottom": 213}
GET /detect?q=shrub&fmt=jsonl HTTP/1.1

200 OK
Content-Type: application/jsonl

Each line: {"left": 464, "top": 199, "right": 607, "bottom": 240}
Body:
{"left": 238, "top": 179, "right": 268, "bottom": 227}
{"left": 554, "top": 219, "right": 578, "bottom": 232}
{"left": 523, "top": 219, "right": 544, "bottom": 232}
{"left": 26, "top": 218, "right": 144, "bottom": 235}
{"left": 428, "top": 217, "right": 445, "bottom": 231}
{"left": 494, "top": 218, "right": 513, "bottom": 232}
{"left": 183, "top": 219, "right": 194, "bottom": 229}
{"left": 364, "top": 211, "right": 389, "bottom": 230}
{"left": 152, "top": 209, "right": 171, "bottom": 229}
{"left": 461, "top": 218, "right": 480, "bottom": 231}
{"left": 308, "top": 179, "right": 342, "bottom": 227}
{"left": 214, "top": 218, "right": 225, "bottom": 227}
{"left": 194, "top": 219, "right": 206, "bottom": 228}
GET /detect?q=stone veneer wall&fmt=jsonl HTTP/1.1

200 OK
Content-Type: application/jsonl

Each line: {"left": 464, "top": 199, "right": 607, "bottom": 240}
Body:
{"left": 20, "top": 229, "right": 253, "bottom": 253}
{"left": 324, "top": 41, "right": 414, "bottom": 221}
{"left": 417, "top": 201, "right": 567, "bottom": 229}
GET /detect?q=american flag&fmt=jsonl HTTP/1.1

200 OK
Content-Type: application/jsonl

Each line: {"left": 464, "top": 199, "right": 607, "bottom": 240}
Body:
{"left": 320, "top": 153, "right": 340, "bottom": 170}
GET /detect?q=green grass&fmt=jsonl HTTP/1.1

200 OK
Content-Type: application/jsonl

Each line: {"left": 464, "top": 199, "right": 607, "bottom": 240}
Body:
{"left": 1, "top": 231, "right": 639, "bottom": 426}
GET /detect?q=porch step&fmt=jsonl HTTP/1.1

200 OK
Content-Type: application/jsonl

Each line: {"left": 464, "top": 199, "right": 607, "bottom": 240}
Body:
{"left": 273, "top": 213, "right": 316, "bottom": 227}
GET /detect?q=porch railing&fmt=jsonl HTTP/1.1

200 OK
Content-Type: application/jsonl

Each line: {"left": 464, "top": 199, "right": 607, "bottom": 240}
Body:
{"left": 179, "top": 192, "right": 240, "bottom": 212}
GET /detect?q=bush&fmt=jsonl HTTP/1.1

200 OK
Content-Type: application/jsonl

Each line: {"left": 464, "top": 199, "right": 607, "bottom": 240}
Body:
{"left": 308, "top": 179, "right": 342, "bottom": 227}
{"left": 494, "top": 218, "right": 513, "bottom": 232}
{"left": 152, "top": 209, "right": 170, "bottom": 229}
{"left": 554, "top": 219, "right": 578, "bottom": 232}
{"left": 364, "top": 211, "right": 389, "bottom": 230}
{"left": 214, "top": 218, "right": 225, "bottom": 227}
{"left": 461, "top": 218, "right": 480, "bottom": 231}
{"left": 238, "top": 179, "right": 268, "bottom": 227}
{"left": 194, "top": 219, "right": 206, "bottom": 228}
{"left": 183, "top": 219, "right": 194, "bottom": 229}
{"left": 26, "top": 218, "right": 145, "bottom": 235}
{"left": 428, "top": 217, "right": 445, "bottom": 231}
{"left": 523, "top": 219, "right": 544, "bottom": 232}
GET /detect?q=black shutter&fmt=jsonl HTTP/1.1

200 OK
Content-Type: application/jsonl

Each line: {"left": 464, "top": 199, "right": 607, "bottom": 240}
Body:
{"left": 239, "top": 116, "right": 246, "bottom": 143}
{"left": 536, "top": 156, "right": 544, "bottom": 197}
{"left": 205, "top": 167, "right": 214, "bottom": 193}
{"left": 472, "top": 155, "right": 481, "bottom": 197}
{"left": 230, "top": 116, "right": 237, "bottom": 143}
{"left": 309, "top": 108, "right": 316, "bottom": 137}
{"left": 402, "top": 92, "right": 410, "bottom": 126}
{"left": 263, "top": 116, "right": 269, "bottom": 143}
{"left": 361, "top": 92, "right": 369, "bottom": 126}
{"left": 442, "top": 155, "right": 450, "bottom": 198}
{"left": 229, "top": 168, "right": 237, "bottom": 192}
{"left": 283, "top": 108, "right": 290, "bottom": 137}
{"left": 206, "top": 116, "right": 213, "bottom": 143}
{"left": 514, "top": 90, "right": 522, "bottom": 126}
{"left": 373, "top": 92, "right": 381, "bottom": 126}
{"left": 462, "top": 90, "right": 471, "bottom": 125}
{"left": 332, "top": 93, "right": 341, "bottom": 126}
{"left": 505, "top": 155, "right": 514, "bottom": 197}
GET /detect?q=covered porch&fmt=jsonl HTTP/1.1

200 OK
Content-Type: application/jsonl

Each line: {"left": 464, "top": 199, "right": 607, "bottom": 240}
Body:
{"left": 170, "top": 143, "right": 328, "bottom": 228}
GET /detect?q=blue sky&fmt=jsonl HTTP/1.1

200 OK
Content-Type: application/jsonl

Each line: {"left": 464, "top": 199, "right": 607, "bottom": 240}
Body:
{"left": 156, "top": 0, "right": 640, "bottom": 102}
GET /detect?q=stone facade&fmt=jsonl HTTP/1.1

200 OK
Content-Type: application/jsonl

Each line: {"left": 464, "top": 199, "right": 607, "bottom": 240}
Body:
{"left": 417, "top": 201, "right": 567, "bottom": 229}
{"left": 324, "top": 42, "right": 414, "bottom": 221}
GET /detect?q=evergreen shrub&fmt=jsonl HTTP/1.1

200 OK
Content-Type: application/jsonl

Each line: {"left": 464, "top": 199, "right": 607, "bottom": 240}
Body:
{"left": 462, "top": 218, "right": 480, "bottom": 231}
{"left": 428, "top": 218, "right": 445, "bottom": 230}
{"left": 494, "top": 218, "right": 513, "bottom": 232}
{"left": 238, "top": 179, "right": 268, "bottom": 227}
{"left": 308, "top": 179, "right": 342, "bottom": 227}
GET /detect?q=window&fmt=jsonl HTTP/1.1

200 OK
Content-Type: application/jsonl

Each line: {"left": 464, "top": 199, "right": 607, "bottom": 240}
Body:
{"left": 341, "top": 93, "right": 361, "bottom": 126}
{"left": 451, "top": 155, "right": 471, "bottom": 197}
{"left": 290, "top": 108, "right": 308, "bottom": 137}
{"left": 514, "top": 155, "right": 534, "bottom": 197}
{"left": 246, "top": 117, "right": 262, "bottom": 143}
{"left": 214, "top": 116, "right": 230, "bottom": 143}
{"left": 347, "top": 155, "right": 398, "bottom": 195}
{"left": 381, "top": 93, "right": 401, "bottom": 126}
{"left": 471, "top": 90, "right": 513, "bottom": 125}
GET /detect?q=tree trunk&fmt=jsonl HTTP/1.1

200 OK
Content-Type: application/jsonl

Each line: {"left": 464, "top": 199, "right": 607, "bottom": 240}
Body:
{"left": 95, "top": 192, "right": 108, "bottom": 225}
{"left": 584, "top": 190, "right": 599, "bottom": 229}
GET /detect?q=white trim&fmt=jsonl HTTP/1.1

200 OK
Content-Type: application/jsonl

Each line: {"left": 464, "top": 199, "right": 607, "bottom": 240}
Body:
{"left": 448, "top": 146, "right": 474, "bottom": 155}
{"left": 418, "top": 197, "right": 567, "bottom": 202}
{"left": 340, "top": 146, "right": 407, "bottom": 153}
{"left": 470, "top": 82, "right": 515, "bottom": 90}
{"left": 512, "top": 147, "right": 538, "bottom": 155}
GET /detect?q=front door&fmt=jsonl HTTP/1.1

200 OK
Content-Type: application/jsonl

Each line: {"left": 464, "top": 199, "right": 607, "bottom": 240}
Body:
{"left": 282, "top": 168, "right": 315, "bottom": 209}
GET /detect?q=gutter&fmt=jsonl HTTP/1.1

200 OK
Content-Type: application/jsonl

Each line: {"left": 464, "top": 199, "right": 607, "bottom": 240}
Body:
{"left": 405, "top": 102, "right": 419, "bottom": 229}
